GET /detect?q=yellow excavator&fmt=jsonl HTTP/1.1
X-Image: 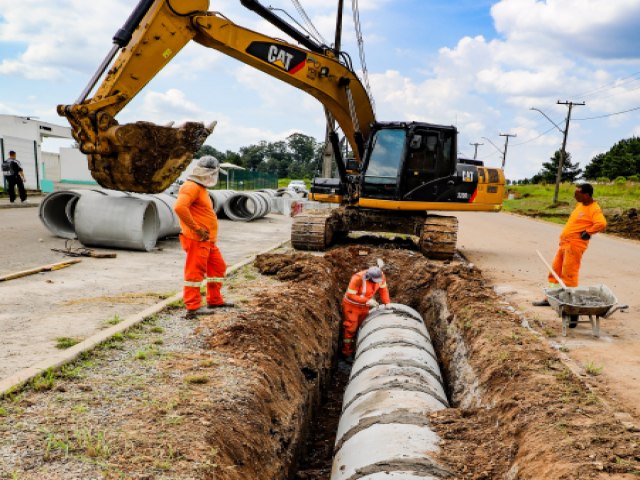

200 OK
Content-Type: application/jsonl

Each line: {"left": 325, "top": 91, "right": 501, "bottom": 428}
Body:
{"left": 58, "top": 0, "right": 505, "bottom": 259}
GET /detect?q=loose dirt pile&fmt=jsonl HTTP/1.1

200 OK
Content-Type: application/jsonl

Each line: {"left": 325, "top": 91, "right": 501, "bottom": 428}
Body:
{"left": 1, "top": 242, "right": 638, "bottom": 479}
{"left": 605, "top": 208, "right": 639, "bottom": 240}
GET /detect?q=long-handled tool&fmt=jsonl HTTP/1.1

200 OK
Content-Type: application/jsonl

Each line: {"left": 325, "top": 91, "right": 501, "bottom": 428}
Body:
{"left": 536, "top": 250, "right": 576, "bottom": 304}
{"left": 536, "top": 250, "right": 567, "bottom": 289}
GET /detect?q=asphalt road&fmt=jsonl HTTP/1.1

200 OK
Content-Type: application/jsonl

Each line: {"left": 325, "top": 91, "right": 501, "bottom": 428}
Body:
{"left": 0, "top": 197, "right": 293, "bottom": 380}
{"left": 456, "top": 211, "right": 640, "bottom": 420}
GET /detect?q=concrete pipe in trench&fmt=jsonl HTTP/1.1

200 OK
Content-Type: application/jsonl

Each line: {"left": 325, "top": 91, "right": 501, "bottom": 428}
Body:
{"left": 331, "top": 304, "right": 451, "bottom": 480}
{"left": 222, "top": 191, "right": 272, "bottom": 221}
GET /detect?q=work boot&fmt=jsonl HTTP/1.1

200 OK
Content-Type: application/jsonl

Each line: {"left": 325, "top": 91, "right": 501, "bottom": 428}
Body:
{"left": 184, "top": 308, "right": 215, "bottom": 320}
{"left": 207, "top": 301, "right": 235, "bottom": 309}
{"left": 532, "top": 299, "right": 550, "bottom": 307}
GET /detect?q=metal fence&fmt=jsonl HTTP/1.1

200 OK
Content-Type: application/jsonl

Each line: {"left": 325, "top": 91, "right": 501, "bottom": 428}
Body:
{"left": 213, "top": 170, "right": 277, "bottom": 191}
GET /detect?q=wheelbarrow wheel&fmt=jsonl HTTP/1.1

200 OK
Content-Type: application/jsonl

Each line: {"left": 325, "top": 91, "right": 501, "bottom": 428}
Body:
{"left": 568, "top": 315, "right": 578, "bottom": 328}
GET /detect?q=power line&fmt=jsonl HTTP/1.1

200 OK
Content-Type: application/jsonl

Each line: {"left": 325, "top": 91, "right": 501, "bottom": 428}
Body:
{"left": 574, "top": 70, "right": 640, "bottom": 100}
{"left": 574, "top": 104, "right": 640, "bottom": 121}
{"left": 511, "top": 125, "right": 558, "bottom": 147}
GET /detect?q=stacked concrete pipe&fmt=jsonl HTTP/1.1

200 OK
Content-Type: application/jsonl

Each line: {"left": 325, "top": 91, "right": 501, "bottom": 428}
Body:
{"left": 222, "top": 191, "right": 272, "bottom": 221}
{"left": 208, "top": 189, "right": 234, "bottom": 219}
{"left": 39, "top": 190, "right": 181, "bottom": 251}
{"left": 331, "top": 304, "right": 451, "bottom": 480}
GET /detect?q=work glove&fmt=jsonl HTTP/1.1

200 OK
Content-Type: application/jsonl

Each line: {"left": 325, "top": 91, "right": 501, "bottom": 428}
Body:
{"left": 195, "top": 228, "right": 210, "bottom": 242}
{"left": 580, "top": 231, "right": 591, "bottom": 240}
{"left": 378, "top": 304, "right": 388, "bottom": 310}
{"left": 366, "top": 299, "right": 379, "bottom": 308}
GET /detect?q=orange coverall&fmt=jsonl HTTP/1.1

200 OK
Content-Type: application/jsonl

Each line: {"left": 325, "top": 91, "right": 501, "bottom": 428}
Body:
{"left": 549, "top": 201, "right": 606, "bottom": 288}
{"left": 341, "top": 270, "right": 391, "bottom": 357}
{"left": 174, "top": 181, "right": 227, "bottom": 311}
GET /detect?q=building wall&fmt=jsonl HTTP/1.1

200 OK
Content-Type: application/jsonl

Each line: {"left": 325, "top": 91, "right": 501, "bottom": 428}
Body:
{"left": 0, "top": 115, "right": 72, "bottom": 191}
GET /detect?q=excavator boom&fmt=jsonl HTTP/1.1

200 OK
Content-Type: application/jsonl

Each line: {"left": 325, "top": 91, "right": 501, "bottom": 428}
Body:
{"left": 58, "top": 0, "right": 374, "bottom": 193}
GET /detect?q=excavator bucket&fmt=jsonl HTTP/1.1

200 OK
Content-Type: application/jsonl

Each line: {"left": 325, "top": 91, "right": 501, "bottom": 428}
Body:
{"left": 79, "top": 121, "right": 214, "bottom": 193}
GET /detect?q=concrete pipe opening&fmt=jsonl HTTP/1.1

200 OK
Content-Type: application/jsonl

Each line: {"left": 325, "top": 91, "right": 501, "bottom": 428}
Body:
{"left": 223, "top": 192, "right": 271, "bottom": 221}
{"left": 39, "top": 190, "right": 85, "bottom": 239}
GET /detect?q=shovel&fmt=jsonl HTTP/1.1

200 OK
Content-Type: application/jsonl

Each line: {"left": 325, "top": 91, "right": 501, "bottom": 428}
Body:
{"left": 535, "top": 250, "right": 576, "bottom": 303}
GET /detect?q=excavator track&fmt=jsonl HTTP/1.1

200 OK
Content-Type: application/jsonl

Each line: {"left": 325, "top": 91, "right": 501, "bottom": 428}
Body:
{"left": 419, "top": 215, "right": 458, "bottom": 260}
{"left": 291, "top": 210, "right": 339, "bottom": 251}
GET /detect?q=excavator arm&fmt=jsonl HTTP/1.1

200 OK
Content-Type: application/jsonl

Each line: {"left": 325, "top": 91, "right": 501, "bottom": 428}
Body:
{"left": 58, "top": 0, "right": 375, "bottom": 193}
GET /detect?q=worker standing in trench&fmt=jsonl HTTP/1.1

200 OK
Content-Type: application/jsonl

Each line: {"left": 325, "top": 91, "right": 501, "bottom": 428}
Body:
{"left": 174, "top": 156, "right": 235, "bottom": 319}
{"left": 533, "top": 183, "right": 607, "bottom": 307}
{"left": 341, "top": 266, "right": 391, "bottom": 363}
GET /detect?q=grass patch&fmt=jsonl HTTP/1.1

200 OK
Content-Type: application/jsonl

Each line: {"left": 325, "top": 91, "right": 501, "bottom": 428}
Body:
{"left": 135, "top": 346, "right": 160, "bottom": 360}
{"left": 585, "top": 361, "right": 604, "bottom": 376}
{"left": 185, "top": 375, "right": 209, "bottom": 385}
{"left": 55, "top": 337, "right": 82, "bottom": 349}
{"left": 101, "top": 314, "right": 123, "bottom": 328}
{"left": 32, "top": 370, "right": 55, "bottom": 392}
{"left": 505, "top": 182, "right": 640, "bottom": 217}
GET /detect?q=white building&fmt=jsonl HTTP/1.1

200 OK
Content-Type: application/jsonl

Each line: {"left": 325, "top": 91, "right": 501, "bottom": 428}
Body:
{"left": 0, "top": 114, "right": 74, "bottom": 192}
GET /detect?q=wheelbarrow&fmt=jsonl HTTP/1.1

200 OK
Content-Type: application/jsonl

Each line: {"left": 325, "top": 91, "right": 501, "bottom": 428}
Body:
{"left": 544, "top": 284, "right": 628, "bottom": 337}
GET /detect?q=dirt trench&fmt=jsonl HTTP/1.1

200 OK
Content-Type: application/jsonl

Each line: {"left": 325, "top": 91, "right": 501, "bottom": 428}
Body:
{"left": 195, "top": 241, "right": 639, "bottom": 479}
{"left": 1, "top": 240, "right": 639, "bottom": 479}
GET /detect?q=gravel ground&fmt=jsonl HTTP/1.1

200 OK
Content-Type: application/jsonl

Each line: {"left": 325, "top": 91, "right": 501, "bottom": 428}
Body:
{"left": 0, "top": 260, "right": 284, "bottom": 480}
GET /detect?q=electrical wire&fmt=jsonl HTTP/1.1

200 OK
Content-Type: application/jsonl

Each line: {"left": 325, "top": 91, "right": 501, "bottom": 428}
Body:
{"left": 574, "top": 105, "right": 640, "bottom": 121}
{"left": 511, "top": 125, "right": 559, "bottom": 147}
{"left": 573, "top": 70, "right": 640, "bottom": 100}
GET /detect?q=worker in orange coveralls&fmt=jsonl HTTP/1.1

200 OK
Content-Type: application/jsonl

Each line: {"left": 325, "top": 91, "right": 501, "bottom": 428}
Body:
{"left": 533, "top": 183, "right": 607, "bottom": 307}
{"left": 341, "top": 266, "right": 391, "bottom": 362}
{"left": 174, "top": 156, "right": 234, "bottom": 319}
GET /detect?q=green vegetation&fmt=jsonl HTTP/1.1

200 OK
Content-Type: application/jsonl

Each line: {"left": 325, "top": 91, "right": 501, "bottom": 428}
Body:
{"left": 196, "top": 132, "right": 322, "bottom": 182}
{"left": 55, "top": 337, "right": 82, "bottom": 349}
{"left": 184, "top": 375, "right": 209, "bottom": 385}
{"left": 504, "top": 182, "right": 640, "bottom": 220}
{"left": 102, "top": 314, "right": 123, "bottom": 328}
{"left": 585, "top": 361, "right": 604, "bottom": 376}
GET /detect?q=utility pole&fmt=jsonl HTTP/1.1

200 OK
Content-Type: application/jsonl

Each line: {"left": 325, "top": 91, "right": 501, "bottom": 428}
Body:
{"left": 498, "top": 133, "right": 517, "bottom": 169}
{"left": 321, "top": 0, "right": 345, "bottom": 178}
{"left": 553, "top": 101, "right": 585, "bottom": 205}
{"left": 469, "top": 142, "right": 483, "bottom": 160}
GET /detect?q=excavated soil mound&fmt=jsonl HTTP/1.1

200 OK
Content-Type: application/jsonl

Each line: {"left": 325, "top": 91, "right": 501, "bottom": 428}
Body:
{"left": 605, "top": 208, "right": 639, "bottom": 240}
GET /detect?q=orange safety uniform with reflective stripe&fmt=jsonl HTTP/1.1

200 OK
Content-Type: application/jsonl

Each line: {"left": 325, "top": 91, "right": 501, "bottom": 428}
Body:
{"left": 174, "top": 181, "right": 226, "bottom": 311}
{"left": 341, "top": 270, "right": 391, "bottom": 357}
{"left": 549, "top": 201, "right": 606, "bottom": 288}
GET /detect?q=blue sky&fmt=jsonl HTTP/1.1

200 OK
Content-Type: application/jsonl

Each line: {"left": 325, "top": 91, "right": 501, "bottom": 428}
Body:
{"left": 2, "top": 0, "right": 640, "bottom": 181}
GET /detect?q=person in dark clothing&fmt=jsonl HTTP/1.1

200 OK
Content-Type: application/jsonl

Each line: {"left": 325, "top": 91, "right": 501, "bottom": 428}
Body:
{"left": 1, "top": 151, "right": 28, "bottom": 203}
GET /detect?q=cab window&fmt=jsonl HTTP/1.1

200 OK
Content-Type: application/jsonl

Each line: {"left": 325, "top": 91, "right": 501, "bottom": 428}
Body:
{"left": 364, "top": 129, "right": 406, "bottom": 184}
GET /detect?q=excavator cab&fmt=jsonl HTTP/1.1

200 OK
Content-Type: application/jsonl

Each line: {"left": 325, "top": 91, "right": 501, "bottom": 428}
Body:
{"left": 360, "top": 122, "right": 458, "bottom": 203}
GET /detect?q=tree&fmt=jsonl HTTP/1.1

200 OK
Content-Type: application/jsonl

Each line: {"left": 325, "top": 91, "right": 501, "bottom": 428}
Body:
{"left": 583, "top": 153, "right": 605, "bottom": 180}
{"left": 195, "top": 145, "right": 226, "bottom": 161}
{"left": 535, "top": 150, "right": 582, "bottom": 183}
{"left": 584, "top": 137, "right": 640, "bottom": 180}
